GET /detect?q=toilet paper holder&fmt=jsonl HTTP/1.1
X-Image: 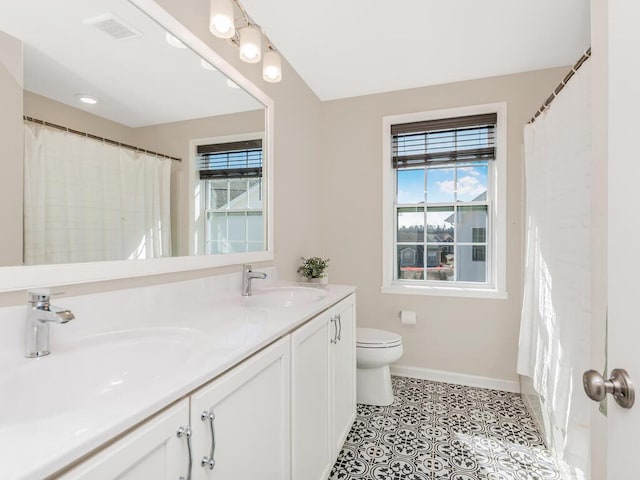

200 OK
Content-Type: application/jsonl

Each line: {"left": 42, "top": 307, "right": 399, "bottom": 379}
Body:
{"left": 399, "top": 311, "right": 416, "bottom": 325}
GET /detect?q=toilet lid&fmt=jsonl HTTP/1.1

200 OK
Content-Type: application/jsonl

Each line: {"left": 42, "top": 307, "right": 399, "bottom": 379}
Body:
{"left": 356, "top": 328, "right": 402, "bottom": 348}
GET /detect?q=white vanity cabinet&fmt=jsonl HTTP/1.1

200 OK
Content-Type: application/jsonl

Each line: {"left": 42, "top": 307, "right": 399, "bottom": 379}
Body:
{"left": 59, "top": 399, "right": 191, "bottom": 480}
{"left": 59, "top": 337, "right": 291, "bottom": 480}
{"left": 48, "top": 293, "right": 355, "bottom": 480}
{"left": 190, "top": 336, "right": 291, "bottom": 480}
{"left": 291, "top": 294, "right": 356, "bottom": 479}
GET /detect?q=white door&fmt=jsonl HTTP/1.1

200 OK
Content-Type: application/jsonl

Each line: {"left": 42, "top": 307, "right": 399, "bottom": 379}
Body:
{"left": 604, "top": 1, "right": 640, "bottom": 477}
{"left": 59, "top": 399, "right": 190, "bottom": 480}
{"left": 190, "top": 337, "right": 291, "bottom": 480}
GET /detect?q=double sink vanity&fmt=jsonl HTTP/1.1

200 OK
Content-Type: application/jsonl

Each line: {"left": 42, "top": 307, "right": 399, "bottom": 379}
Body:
{"left": 0, "top": 268, "right": 356, "bottom": 479}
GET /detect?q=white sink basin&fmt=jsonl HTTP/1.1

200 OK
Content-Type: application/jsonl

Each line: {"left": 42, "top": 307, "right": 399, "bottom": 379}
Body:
{"left": 0, "top": 327, "right": 207, "bottom": 427}
{"left": 246, "top": 286, "right": 328, "bottom": 308}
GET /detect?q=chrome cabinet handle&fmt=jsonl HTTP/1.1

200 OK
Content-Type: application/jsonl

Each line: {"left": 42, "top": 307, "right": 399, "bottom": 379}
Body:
{"left": 336, "top": 314, "right": 342, "bottom": 342}
{"left": 176, "top": 426, "right": 193, "bottom": 480}
{"left": 200, "top": 410, "right": 216, "bottom": 470}
{"left": 330, "top": 316, "right": 338, "bottom": 344}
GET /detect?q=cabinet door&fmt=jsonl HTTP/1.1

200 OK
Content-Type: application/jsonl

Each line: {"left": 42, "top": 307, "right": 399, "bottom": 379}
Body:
{"left": 190, "top": 337, "right": 290, "bottom": 480}
{"left": 291, "top": 310, "right": 332, "bottom": 480}
{"left": 59, "top": 399, "right": 191, "bottom": 480}
{"left": 330, "top": 294, "right": 357, "bottom": 458}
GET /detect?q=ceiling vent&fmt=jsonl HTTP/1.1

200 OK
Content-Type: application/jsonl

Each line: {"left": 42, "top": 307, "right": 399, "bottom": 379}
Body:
{"left": 83, "top": 13, "right": 141, "bottom": 41}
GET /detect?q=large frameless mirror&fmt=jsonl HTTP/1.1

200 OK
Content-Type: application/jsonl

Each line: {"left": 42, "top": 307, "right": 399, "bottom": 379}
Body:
{"left": 0, "top": 0, "right": 274, "bottom": 291}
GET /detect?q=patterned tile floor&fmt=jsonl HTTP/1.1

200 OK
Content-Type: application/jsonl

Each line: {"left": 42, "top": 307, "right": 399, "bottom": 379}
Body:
{"left": 329, "top": 376, "right": 561, "bottom": 480}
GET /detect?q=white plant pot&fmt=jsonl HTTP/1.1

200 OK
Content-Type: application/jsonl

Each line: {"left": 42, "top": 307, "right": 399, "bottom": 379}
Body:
{"left": 307, "top": 276, "right": 328, "bottom": 284}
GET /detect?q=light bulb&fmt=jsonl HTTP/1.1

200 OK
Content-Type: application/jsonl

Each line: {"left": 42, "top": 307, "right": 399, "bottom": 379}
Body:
{"left": 264, "top": 65, "right": 279, "bottom": 79}
{"left": 262, "top": 51, "right": 282, "bottom": 83}
{"left": 212, "top": 15, "right": 232, "bottom": 35}
{"left": 239, "top": 26, "right": 261, "bottom": 63}
{"left": 243, "top": 45, "right": 259, "bottom": 60}
{"left": 209, "top": 0, "right": 235, "bottom": 39}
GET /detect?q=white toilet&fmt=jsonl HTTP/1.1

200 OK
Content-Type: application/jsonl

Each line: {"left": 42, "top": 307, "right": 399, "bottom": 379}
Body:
{"left": 356, "top": 328, "right": 403, "bottom": 406}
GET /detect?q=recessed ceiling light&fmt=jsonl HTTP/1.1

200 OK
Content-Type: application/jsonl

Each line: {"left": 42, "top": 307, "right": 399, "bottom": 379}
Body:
{"left": 226, "top": 78, "right": 240, "bottom": 89}
{"left": 200, "top": 58, "right": 217, "bottom": 71}
{"left": 76, "top": 94, "right": 99, "bottom": 105}
{"left": 165, "top": 32, "right": 186, "bottom": 49}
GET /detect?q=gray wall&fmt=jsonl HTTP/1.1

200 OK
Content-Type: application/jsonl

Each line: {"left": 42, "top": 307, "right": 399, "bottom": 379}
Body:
{"left": 0, "top": 32, "right": 23, "bottom": 266}
{"left": 319, "top": 67, "right": 567, "bottom": 383}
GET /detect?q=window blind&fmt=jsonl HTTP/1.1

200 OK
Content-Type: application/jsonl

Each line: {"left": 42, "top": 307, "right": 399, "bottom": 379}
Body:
{"left": 197, "top": 139, "right": 262, "bottom": 179}
{"left": 392, "top": 113, "right": 496, "bottom": 169}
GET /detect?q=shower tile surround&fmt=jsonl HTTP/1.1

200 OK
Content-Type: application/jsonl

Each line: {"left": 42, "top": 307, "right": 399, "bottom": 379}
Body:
{"left": 330, "top": 376, "right": 560, "bottom": 480}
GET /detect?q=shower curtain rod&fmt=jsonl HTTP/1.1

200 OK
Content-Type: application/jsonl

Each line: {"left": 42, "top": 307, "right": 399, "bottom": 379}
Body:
{"left": 528, "top": 47, "right": 592, "bottom": 124}
{"left": 23, "top": 116, "right": 182, "bottom": 162}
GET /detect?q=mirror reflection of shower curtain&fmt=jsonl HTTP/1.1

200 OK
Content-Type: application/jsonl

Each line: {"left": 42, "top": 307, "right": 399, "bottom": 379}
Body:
{"left": 518, "top": 60, "right": 591, "bottom": 479}
{"left": 23, "top": 123, "right": 171, "bottom": 265}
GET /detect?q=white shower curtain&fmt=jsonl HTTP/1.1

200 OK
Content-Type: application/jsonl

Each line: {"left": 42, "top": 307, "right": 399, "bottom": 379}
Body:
{"left": 518, "top": 61, "right": 591, "bottom": 479}
{"left": 24, "top": 123, "right": 172, "bottom": 265}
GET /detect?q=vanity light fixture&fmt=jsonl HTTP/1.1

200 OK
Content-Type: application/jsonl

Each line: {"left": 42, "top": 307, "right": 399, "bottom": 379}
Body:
{"left": 209, "top": 0, "right": 283, "bottom": 82}
{"left": 226, "top": 78, "right": 240, "bottom": 89}
{"left": 76, "top": 94, "right": 99, "bottom": 105}
{"left": 239, "top": 26, "right": 261, "bottom": 63}
{"left": 209, "top": 0, "right": 236, "bottom": 39}
{"left": 262, "top": 50, "right": 282, "bottom": 83}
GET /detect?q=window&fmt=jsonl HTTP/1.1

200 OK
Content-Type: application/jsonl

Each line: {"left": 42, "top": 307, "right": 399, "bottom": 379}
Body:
{"left": 471, "top": 227, "right": 486, "bottom": 262}
{"left": 382, "top": 104, "right": 507, "bottom": 298}
{"left": 196, "top": 138, "right": 264, "bottom": 255}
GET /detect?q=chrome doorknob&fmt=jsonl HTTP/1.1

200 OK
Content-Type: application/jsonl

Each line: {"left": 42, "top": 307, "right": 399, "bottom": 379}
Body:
{"left": 583, "top": 368, "right": 635, "bottom": 409}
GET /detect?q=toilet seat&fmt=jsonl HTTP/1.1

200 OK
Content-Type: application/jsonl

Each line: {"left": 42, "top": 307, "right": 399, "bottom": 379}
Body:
{"left": 356, "top": 328, "right": 402, "bottom": 349}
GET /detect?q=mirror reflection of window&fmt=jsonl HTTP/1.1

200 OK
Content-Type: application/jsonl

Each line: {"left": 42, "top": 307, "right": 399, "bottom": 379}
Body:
{"left": 195, "top": 136, "right": 264, "bottom": 255}
{"left": 0, "top": 0, "right": 269, "bottom": 268}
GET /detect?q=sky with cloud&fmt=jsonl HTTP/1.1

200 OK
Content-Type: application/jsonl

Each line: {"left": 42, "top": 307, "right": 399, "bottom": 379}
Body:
{"left": 397, "top": 164, "right": 488, "bottom": 228}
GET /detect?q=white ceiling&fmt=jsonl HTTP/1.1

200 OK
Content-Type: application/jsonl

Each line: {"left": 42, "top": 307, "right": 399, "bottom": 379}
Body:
{"left": 0, "top": 0, "right": 263, "bottom": 127}
{"left": 241, "top": 0, "right": 591, "bottom": 101}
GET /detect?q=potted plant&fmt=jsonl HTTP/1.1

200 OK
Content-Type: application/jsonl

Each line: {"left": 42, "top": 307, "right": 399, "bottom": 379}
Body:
{"left": 297, "top": 256, "right": 330, "bottom": 284}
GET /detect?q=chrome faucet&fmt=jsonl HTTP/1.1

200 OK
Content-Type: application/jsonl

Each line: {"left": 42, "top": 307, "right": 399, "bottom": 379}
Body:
{"left": 242, "top": 264, "right": 267, "bottom": 296}
{"left": 26, "top": 291, "right": 75, "bottom": 358}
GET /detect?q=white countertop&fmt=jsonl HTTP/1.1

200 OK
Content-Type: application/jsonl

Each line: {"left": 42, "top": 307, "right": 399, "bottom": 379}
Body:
{"left": 0, "top": 273, "right": 355, "bottom": 480}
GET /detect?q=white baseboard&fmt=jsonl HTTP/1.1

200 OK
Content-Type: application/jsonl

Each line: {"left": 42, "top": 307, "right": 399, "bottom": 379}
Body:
{"left": 390, "top": 365, "right": 520, "bottom": 393}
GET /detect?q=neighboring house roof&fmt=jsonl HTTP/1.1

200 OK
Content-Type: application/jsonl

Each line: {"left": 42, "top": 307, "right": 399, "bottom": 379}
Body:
{"left": 215, "top": 180, "right": 261, "bottom": 211}
{"left": 444, "top": 191, "right": 487, "bottom": 223}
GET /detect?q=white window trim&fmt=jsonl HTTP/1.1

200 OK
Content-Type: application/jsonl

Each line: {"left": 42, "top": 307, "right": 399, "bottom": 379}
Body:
{"left": 189, "top": 132, "right": 267, "bottom": 257}
{"left": 381, "top": 102, "right": 508, "bottom": 299}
